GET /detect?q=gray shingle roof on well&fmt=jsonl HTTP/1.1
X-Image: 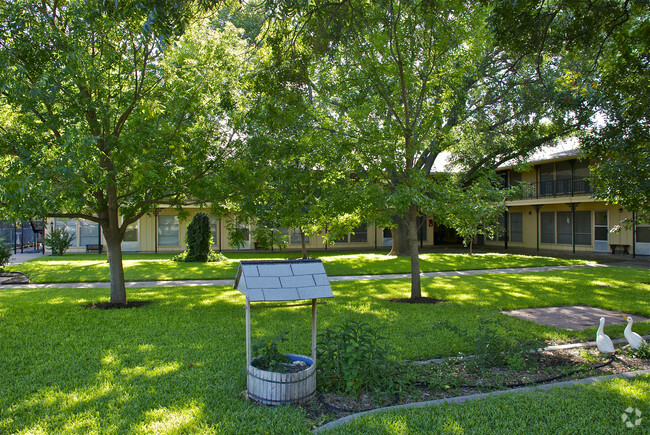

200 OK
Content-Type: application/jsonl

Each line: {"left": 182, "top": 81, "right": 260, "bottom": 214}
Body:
{"left": 234, "top": 259, "right": 334, "bottom": 302}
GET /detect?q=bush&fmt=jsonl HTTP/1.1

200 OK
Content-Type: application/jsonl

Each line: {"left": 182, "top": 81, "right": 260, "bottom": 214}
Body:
{"left": 317, "top": 320, "right": 395, "bottom": 395}
{"left": 44, "top": 228, "right": 75, "bottom": 256}
{"left": 172, "top": 250, "right": 227, "bottom": 263}
{"left": 439, "top": 318, "right": 542, "bottom": 368}
{"left": 181, "top": 212, "right": 213, "bottom": 262}
{"left": 0, "top": 238, "right": 11, "bottom": 271}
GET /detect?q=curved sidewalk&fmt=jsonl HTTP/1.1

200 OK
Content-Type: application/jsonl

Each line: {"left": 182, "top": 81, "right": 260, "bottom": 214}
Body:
{"left": 3, "top": 263, "right": 604, "bottom": 289}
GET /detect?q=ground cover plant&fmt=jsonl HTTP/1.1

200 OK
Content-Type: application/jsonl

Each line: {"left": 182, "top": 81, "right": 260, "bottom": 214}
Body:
{"left": 7, "top": 251, "right": 589, "bottom": 283}
{"left": 0, "top": 266, "right": 648, "bottom": 433}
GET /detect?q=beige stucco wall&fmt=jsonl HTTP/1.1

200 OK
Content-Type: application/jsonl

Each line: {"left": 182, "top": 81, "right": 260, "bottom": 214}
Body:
{"left": 484, "top": 201, "right": 636, "bottom": 253}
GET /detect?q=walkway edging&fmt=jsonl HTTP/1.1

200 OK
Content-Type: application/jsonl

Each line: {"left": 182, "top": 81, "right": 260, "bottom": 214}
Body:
{"left": 314, "top": 368, "right": 650, "bottom": 433}
{"left": 3, "top": 263, "right": 603, "bottom": 289}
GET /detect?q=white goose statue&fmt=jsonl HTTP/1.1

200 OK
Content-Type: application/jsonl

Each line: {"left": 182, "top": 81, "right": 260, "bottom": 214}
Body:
{"left": 596, "top": 317, "right": 615, "bottom": 354}
{"left": 623, "top": 316, "right": 646, "bottom": 350}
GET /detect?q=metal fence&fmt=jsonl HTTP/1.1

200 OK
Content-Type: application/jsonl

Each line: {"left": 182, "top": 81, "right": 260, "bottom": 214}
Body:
{"left": 0, "top": 221, "right": 45, "bottom": 253}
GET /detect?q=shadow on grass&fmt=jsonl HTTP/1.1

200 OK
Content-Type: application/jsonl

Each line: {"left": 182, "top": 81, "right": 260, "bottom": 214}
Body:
{"left": 1, "top": 266, "right": 648, "bottom": 433}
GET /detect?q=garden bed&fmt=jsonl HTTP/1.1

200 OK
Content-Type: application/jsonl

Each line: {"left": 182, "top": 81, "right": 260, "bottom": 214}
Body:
{"left": 0, "top": 272, "right": 29, "bottom": 285}
{"left": 303, "top": 345, "right": 650, "bottom": 425}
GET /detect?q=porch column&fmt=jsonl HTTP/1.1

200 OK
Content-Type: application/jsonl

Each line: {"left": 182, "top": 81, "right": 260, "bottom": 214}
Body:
{"left": 534, "top": 205, "right": 542, "bottom": 251}
{"left": 569, "top": 203, "right": 578, "bottom": 254}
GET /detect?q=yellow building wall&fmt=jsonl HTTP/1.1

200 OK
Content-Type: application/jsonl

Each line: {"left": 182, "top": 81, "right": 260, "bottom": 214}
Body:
{"left": 484, "top": 201, "right": 636, "bottom": 253}
{"left": 133, "top": 208, "right": 422, "bottom": 253}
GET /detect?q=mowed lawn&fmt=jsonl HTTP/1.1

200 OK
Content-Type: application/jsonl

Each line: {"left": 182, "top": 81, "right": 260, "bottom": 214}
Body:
{"left": 8, "top": 251, "right": 590, "bottom": 283}
{"left": 0, "top": 265, "right": 648, "bottom": 433}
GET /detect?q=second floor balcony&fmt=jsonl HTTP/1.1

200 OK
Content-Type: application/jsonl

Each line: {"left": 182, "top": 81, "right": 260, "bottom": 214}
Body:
{"left": 519, "top": 177, "right": 593, "bottom": 200}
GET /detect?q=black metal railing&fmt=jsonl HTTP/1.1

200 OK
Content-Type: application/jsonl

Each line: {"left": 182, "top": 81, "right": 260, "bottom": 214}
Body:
{"left": 518, "top": 177, "right": 592, "bottom": 199}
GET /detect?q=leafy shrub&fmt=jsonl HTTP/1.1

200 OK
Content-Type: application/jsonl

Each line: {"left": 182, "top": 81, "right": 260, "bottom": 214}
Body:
{"left": 317, "top": 320, "right": 395, "bottom": 395}
{"left": 0, "top": 238, "right": 11, "bottom": 271}
{"left": 251, "top": 333, "right": 292, "bottom": 373}
{"left": 184, "top": 212, "right": 213, "bottom": 262}
{"left": 251, "top": 226, "right": 288, "bottom": 251}
{"left": 439, "top": 318, "right": 542, "bottom": 368}
{"left": 44, "top": 228, "right": 75, "bottom": 256}
{"left": 172, "top": 249, "right": 226, "bottom": 263}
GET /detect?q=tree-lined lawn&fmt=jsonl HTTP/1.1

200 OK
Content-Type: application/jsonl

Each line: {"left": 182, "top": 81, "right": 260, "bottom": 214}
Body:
{"left": 1, "top": 265, "right": 647, "bottom": 433}
{"left": 8, "top": 251, "right": 590, "bottom": 283}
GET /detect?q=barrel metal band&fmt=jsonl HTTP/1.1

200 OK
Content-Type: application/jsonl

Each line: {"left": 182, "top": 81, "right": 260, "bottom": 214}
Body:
{"left": 248, "top": 391, "right": 315, "bottom": 404}
{"left": 247, "top": 368, "right": 316, "bottom": 385}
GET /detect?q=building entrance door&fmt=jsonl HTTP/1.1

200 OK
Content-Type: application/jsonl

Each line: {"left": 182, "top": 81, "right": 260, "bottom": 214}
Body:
{"left": 637, "top": 225, "right": 650, "bottom": 255}
{"left": 594, "top": 211, "right": 608, "bottom": 252}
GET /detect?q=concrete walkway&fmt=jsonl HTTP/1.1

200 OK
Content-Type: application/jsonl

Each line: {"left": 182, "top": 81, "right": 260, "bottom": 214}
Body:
{"left": 6, "top": 251, "right": 45, "bottom": 266}
{"left": 2, "top": 263, "right": 606, "bottom": 289}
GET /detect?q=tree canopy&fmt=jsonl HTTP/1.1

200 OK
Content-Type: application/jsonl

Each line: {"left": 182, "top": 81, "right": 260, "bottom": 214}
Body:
{"left": 0, "top": 1, "right": 249, "bottom": 303}
{"left": 259, "top": 0, "right": 585, "bottom": 298}
{"left": 486, "top": 0, "right": 649, "bottom": 224}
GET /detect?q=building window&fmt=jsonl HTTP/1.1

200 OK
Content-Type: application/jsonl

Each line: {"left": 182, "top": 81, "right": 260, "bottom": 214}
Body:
{"left": 209, "top": 216, "right": 220, "bottom": 246}
{"left": 556, "top": 211, "right": 572, "bottom": 245}
{"left": 636, "top": 226, "right": 650, "bottom": 243}
{"left": 54, "top": 218, "right": 78, "bottom": 247}
{"left": 331, "top": 224, "right": 368, "bottom": 243}
{"left": 574, "top": 211, "right": 591, "bottom": 245}
{"left": 123, "top": 222, "right": 138, "bottom": 242}
{"left": 540, "top": 212, "right": 555, "bottom": 244}
{"left": 79, "top": 219, "right": 99, "bottom": 246}
{"left": 510, "top": 213, "right": 523, "bottom": 243}
{"left": 290, "top": 228, "right": 308, "bottom": 244}
{"left": 487, "top": 214, "right": 506, "bottom": 242}
{"left": 158, "top": 215, "right": 179, "bottom": 246}
{"left": 555, "top": 160, "right": 572, "bottom": 195}
{"left": 574, "top": 160, "right": 590, "bottom": 193}
{"left": 509, "top": 171, "right": 522, "bottom": 186}
{"left": 539, "top": 163, "right": 554, "bottom": 197}
{"left": 349, "top": 223, "right": 368, "bottom": 243}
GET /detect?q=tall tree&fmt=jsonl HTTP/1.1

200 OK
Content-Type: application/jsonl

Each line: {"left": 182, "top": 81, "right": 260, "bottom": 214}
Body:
{"left": 0, "top": 1, "right": 248, "bottom": 303}
{"left": 485, "top": 0, "right": 649, "bottom": 223}
{"left": 580, "top": 4, "right": 649, "bottom": 224}
{"left": 263, "top": 0, "right": 582, "bottom": 298}
{"left": 240, "top": 51, "right": 367, "bottom": 259}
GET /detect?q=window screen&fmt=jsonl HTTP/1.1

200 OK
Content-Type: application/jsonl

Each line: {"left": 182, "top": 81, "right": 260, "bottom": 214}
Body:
{"left": 574, "top": 211, "right": 591, "bottom": 245}
{"left": 350, "top": 223, "right": 368, "bottom": 243}
{"left": 158, "top": 215, "right": 179, "bottom": 246}
{"left": 54, "top": 218, "right": 78, "bottom": 247}
{"left": 541, "top": 212, "right": 555, "bottom": 244}
{"left": 510, "top": 213, "right": 523, "bottom": 242}
{"left": 79, "top": 220, "right": 99, "bottom": 246}
{"left": 557, "top": 211, "right": 572, "bottom": 245}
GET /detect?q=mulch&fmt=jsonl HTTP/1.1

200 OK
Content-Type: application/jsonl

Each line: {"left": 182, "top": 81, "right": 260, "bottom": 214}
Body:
{"left": 84, "top": 301, "right": 153, "bottom": 310}
{"left": 385, "top": 297, "right": 446, "bottom": 304}
{"left": 0, "top": 272, "right": 30, "bottom": 285}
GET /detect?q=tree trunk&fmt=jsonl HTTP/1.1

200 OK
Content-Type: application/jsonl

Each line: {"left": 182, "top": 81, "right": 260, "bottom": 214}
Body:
{"left": 101, "top": 182, "right": 127, "bottom": 304}
{"left": 388, "top": 215, "right": 411, "bottom": 256}
{"left": 406, "top": 205, "right": 421, "bottom": 299}
{"left": 388, "top": 207, "right": 422, "bottom": 298}
{"left": 300, "top": 228, "right": 307, "bottom": 259}
{"left": 105, "top": 233, "right": 127, "bottom": 304}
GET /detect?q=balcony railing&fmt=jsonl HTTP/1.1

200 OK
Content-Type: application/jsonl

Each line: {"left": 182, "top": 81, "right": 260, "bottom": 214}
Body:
{"left": 518, "top": 177, "right": 592, "bottom": 199}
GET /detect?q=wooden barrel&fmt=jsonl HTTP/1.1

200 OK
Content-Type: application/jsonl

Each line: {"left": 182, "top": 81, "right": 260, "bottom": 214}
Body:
{"left": 247, "top": 354, "right": 316, "bottom": 405}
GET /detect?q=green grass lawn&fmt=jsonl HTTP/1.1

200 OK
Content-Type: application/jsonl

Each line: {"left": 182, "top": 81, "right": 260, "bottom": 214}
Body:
{"left": 322, "top": 375, "right": 650, "bottom": 434}
{"left": 0, "top": 266, "right": 648, "bottom": 433}
{"left": 8, "top": 251, "right": 589, "bottom": 283}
